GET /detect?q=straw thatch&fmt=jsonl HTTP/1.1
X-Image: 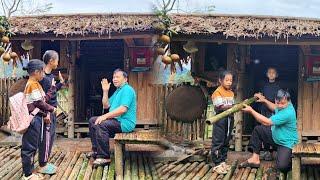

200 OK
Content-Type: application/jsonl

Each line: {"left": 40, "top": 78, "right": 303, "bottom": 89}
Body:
{"left": 9, "top": 14, "right": 156, "bottom": 37}
{"left": 170, "top": 14, "right": 320, "bottom": 40}
{"left": 8, "top": 13, "right": 320, "bottom": 39}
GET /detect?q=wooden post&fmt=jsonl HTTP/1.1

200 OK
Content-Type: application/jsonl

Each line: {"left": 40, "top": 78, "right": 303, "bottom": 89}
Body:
{"left": 114, "top": 140, "right": 124, "bottom": 180}
{"left": 30, "top": 40, "right": 41, "bottom": 59}
{"left": 235, "top": 45, "right": 246, "bottom": 151}
{"left": 292, "top": 156, "right": 301, "bottom": 180}
{"left": 67, "top": 41, "right": 77, "bottom": 138}
{"left": 297, "top": 46, "right": 305, "bottom": 141}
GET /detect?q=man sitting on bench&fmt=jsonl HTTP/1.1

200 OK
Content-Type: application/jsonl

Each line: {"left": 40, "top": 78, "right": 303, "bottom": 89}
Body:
{"left": 88, "top": 69, "right": 137, "bottom": 166}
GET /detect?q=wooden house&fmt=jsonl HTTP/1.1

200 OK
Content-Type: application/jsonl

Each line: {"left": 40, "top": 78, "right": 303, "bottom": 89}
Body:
{"left": 3, "top": 13, "right": 320, "bottom": 145}
{"left": 168, "top": 14, "right": 320, "bottom": 150}
{"left": 8, "top": 14, "right": 160, "bottom": 138}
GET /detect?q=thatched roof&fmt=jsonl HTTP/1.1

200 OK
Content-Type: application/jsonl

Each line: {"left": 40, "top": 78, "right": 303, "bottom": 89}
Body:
{"left": 9, "top": 13, "right": 320, "bottom": 39}
{"left": 171, "top": 14, "right": 320, "bottom": 40}
{"left": 9, "top": 14, "right": 156, "bottom": 37}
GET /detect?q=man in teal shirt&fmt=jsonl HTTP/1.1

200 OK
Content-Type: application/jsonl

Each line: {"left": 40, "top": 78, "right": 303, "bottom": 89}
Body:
{"left": 239, "top": 89, "right": 298, "bottom": 173}
{"left": 88, "top": 69, "right": 136, "bottom": 166}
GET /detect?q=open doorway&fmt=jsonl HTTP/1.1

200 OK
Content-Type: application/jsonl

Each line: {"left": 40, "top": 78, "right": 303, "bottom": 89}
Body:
{"left": 78, "top": 40, "right": 124, "bottom": 122}
{"left": 244, "top": 45, "right": 299, "bottom": 134}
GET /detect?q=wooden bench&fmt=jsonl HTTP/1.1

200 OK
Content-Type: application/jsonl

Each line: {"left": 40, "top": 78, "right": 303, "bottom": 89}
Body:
{"left": 292, "top": 143, "right": 320, "bottom": 180}
{"left": 114, "top": 129, "right": 162, "bottom": 180}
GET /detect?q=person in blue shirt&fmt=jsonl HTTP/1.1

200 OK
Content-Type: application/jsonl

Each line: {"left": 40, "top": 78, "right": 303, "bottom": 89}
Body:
{"left": 88, "top": 69, "right": 137, "bottom": 166}
{"left": 239, "top": 89, "right": 298, "bottom": 173}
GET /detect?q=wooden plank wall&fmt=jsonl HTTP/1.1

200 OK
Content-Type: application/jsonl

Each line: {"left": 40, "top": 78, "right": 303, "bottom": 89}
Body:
{"left": 300, "top": 46, "right": 320, "bottom": 137}
{"left": 0, "top": 78, "right": 17, "bottom": 126}
{"left": 301, "top": 81, "right": 320, "bottom": 136}
{"left": 128, "top": 72, "right": 158, "bottom": 125}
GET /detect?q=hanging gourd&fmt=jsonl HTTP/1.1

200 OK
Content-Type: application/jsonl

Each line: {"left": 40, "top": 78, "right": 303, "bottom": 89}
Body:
{"left": 152, "top": 0, "right": 187, "bottom": 74}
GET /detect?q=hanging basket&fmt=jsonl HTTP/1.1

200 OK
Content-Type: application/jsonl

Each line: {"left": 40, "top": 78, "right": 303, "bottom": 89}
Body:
{"left": 165, "top": 84, "right": 207, "bottom": 123}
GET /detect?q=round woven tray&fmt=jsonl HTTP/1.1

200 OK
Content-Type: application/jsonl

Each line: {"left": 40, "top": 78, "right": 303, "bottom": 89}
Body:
{"left": 165, "top": 85, "right": 207, "bottom": 123}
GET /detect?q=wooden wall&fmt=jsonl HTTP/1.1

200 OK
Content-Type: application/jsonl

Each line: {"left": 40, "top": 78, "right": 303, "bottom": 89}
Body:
{"left": 299, "top": 46, "right": 320, "bottom": 137}
{"left": 300, "top": 81, "right": 320, "bottom": 136}
{"left": 128, "top": 72, "right": 158, "bottom": 125}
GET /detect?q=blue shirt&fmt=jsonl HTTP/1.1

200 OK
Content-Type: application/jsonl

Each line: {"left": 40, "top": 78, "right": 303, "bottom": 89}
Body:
{"left": 109, "top": 83, "right": 136, "bottom": 132}
{"left": 270, "top": 103, "right": 298, "bottom": 149}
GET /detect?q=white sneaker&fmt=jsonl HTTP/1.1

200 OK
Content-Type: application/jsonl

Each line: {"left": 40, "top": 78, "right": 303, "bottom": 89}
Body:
{"left": 23, "top": 173, "right": 44, "bottom": 180}
{"left": 213, "top": 162, "right": 229, "bottom": 174}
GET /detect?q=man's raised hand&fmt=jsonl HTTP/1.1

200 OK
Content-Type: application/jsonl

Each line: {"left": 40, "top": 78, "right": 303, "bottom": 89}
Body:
{"left": 101, "top": 78, "right": 111, "bottom": 92}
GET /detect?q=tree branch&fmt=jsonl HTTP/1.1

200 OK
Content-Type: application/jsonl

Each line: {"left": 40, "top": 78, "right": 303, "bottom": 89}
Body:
{"left": 1, "top": 0, "right": 7, "bottom": 17}
{"left": 12, "top": 0, "right": 22, "bottom": 14}
{"left": 164, "top": 0, "right": 171, "bottom": 10}
{"left": 168, "top": 0, "right": 177, "bottom": 11}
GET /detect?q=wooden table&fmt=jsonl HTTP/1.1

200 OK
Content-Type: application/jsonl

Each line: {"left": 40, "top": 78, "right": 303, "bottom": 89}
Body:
{"left": 292, "top": 143, "right": 320, "bottom": 180}
{"left": 114, "top": 130, "right": 162, "bottom": 180}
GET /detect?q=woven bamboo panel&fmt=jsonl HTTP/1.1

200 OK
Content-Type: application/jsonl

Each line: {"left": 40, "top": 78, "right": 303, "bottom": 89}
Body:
{"left": 293, "top": 143, "right": 320, "bottom": 155}
{"left": 114, "top": 130, "right": 161, "bottom": 142}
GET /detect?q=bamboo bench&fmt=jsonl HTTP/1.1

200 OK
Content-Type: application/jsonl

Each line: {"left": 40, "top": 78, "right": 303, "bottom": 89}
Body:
{"left": 292, "top": 143, "right": 320, "bottom": 180}
{"left": 114, "top": 129, "right": 161, "bottom": 180}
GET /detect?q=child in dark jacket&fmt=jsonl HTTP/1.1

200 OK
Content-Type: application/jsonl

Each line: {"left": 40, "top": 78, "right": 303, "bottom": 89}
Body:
{"left": 22, "top": 59, "right": 57, "bottom": 180}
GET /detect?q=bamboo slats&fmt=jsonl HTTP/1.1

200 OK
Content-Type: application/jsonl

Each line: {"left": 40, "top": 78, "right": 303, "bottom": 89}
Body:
{"left": 293, "top": 143, "right": 320, "bottom": 155}
{"left": 3, "top": 145, "right": 320, "bottom": 179}
{"left": 154, "top": 84, "right": 206, "bottom": 141}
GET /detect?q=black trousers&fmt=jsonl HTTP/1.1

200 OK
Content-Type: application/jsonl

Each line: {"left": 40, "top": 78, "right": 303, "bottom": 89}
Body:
{"left": 89, "top": 117, "right": 122, "bottom": 159}
{"left": 211, "top": 116, "right": 234, "bottom": 165}
{"left": 21, "top": 113, "right": 56, "bottom": 176}
{"left": 248, "top": 125, "right": 292, "bottom": 173}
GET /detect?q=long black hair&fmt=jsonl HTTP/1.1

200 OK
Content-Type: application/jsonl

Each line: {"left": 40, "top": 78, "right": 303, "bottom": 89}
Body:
{"left": 219, "top": 70, "right": 233, "bottom": 81}
{"left": 23, "top": 59, "right": 45, "bottom": 74}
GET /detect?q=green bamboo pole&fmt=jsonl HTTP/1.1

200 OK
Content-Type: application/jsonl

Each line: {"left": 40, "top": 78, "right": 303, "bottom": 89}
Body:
{"left": 138, "top": 153, "right": 145, "bottom": 179}
{"left": 147, "top": 155, "right": 159, "bottom": 180}
{"left": 107, "top": 158, "right": 115, "bottom": 180}
{"left": 223, "top": 160, "right": 238, "bottom": 180}
{"left": 143, "top": 154, "right": 152, "bottom": 180}
{"left": 185, "top": 162, "right": 206, "bottom": 180}
{"left": 102, "top": 165, "right": 109, "bottom": 180}
{"left": 176, "top": 162, "right": 199, "bottom": 180}
{"left": 240, "top": 167, "right": 251, "bottom": 180}
{"left": 200, "top": 167, "right": 214, "bottom": 180}
{"left": 131, "top": 153, "right": 139, "bottom": 180}
{"left": 247, "top": 168, "right": 257, "bottom": 180}
{"left": 206, "top": 97, "right": 257, "bottom": 124}
{"left": 287, "top": 171, "right": 293, "bottom": 180}
{"left": 255, "top": 167, "right": 263, "bottom": 180}
{"left": 76, "top": 157, "right": 89, "bottom": 180}
{"left": 168, "top": 163, "right": 191, "bottom": 180}
{"left": 68, "top": 153, "right": 84, "bottom": 180}
{"left": 61, "top": 151, "right": 81, "bottom": 180}
{"left": 163, "top": 164, "right": 184, "bottom": 179}
{"left": 96, "top": 166, "right": 104, "bottom": 180}
{"left": 0, "top": 156, "right": 21, "bottom": 178}
{"left": 83, "top": 159, "right": 93, "bottom": 180}
{"left": 209, "top": 171, "right": 219, "bottom": 180}
{"left": 124, "top": 153, "right": 131, "bottom": 180}
{"left": 2, "top": 160, "right": 22, "bottom": 180}
{"left": 50, "top": 151, "right": 73, "bottom": 180}
{"left": 90, "top": 167, "right": 97, "bottom": 180}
